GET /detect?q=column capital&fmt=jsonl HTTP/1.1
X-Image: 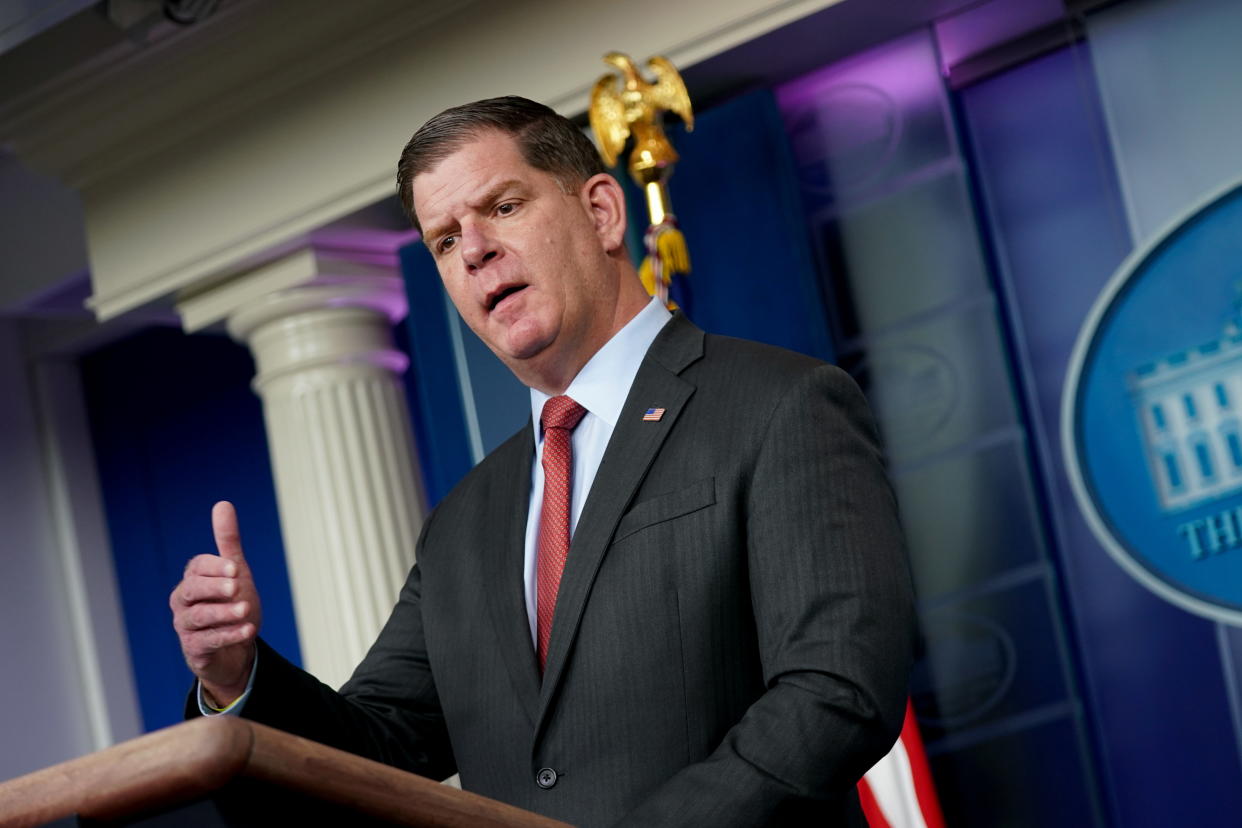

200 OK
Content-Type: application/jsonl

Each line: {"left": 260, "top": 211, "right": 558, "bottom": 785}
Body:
{"left": 225, "top": 274, "right": 407, "bottom": 345}
{"left": 229, "top": 277, "right": 410, "bottom": 396}
{"left": 175, "top": 245, "right": 405, "bottom": 334}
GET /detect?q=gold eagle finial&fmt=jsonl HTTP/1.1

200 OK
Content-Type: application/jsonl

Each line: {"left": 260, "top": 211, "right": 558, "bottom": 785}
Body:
{"left": 589, "top": 52, "right": 694, "bottom": 310}
{"left": 589, "top": 52, "right": 694, "bottom": 181}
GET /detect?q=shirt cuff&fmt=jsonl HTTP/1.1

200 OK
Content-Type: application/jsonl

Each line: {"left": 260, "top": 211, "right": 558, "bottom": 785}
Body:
{"left": 196, "top": 647, "right": 258, "bottom": 717}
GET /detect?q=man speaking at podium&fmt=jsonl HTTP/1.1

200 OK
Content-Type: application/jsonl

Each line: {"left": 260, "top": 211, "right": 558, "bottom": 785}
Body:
{"left": 170, "top": 96, "right": 915, "bottom": 827}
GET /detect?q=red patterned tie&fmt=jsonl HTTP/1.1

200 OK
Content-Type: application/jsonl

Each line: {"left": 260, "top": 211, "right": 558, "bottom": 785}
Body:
{"left": 536, "top": 395, "right": 588, "bottom": 672}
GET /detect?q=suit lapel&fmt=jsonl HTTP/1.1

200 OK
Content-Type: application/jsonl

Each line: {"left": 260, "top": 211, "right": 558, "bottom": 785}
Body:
{"left": 481, "top": 424, "right": 541, "bottom": 727}
{"left": 534, "top": 314, "right": 705, "bottom": 734}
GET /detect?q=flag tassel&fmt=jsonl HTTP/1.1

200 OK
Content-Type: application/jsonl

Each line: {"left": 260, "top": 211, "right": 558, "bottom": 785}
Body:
{"left": 639, "top": 216, "right": 691, "bottom": 309}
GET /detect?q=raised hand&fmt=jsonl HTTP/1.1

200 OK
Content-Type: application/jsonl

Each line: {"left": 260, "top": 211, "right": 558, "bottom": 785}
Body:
{"left": 170, "top": 501, "right": 263, "bottom": 708}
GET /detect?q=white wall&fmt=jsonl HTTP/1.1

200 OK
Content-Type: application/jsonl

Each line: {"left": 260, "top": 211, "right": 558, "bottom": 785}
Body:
{"left": 0, "top": 321, "right": 93, "bottom": 778}
{"left": 1089, "top": 0, "right": 1242, "bottom": 240}
{"left": 0, "top": 320, "right": 141, "bottom": 781}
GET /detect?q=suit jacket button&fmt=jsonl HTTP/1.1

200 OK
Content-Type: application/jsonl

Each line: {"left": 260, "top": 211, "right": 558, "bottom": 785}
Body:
{"left": 536, "top": 767, "right": 558, "bottom": 789}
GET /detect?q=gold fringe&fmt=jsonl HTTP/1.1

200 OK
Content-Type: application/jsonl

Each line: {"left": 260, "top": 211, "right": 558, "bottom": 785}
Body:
{"left": 655, "top": 225, "right": 692, "bottom": 274}
{"left": 640, "top": 224, "right": 691, "bottom": 309}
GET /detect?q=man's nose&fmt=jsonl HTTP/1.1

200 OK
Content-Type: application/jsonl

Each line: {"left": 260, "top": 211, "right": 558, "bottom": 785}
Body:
{"left": 460, "top": 222, "right": 500, "bottom": 273}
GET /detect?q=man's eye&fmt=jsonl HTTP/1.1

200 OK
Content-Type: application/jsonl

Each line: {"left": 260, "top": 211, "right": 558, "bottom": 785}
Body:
{"left": 496, "top": 202, "right": 518, "bottom": 216}
{"left": 438, "top": 235, "right": 457, "bottom": 253}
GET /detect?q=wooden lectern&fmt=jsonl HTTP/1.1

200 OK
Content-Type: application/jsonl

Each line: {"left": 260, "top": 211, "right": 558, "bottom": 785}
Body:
{"left": 0, "top": 717, "right": 571, "bottom": 827}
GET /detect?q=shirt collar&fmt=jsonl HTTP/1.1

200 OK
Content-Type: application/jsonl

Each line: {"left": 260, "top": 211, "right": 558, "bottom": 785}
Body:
{"left": 529, "top": 296, "right": 672, "bottom": 438}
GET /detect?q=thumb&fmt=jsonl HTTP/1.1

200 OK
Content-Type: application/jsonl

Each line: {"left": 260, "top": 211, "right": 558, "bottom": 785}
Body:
{"left": 212, "top": 501, "right": 247, "bottom": 564}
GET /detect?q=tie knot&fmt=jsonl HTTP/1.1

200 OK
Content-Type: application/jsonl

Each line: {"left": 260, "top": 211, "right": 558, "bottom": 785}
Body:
{"left": 541, "top": 395, "right": 587, "bottom": 433}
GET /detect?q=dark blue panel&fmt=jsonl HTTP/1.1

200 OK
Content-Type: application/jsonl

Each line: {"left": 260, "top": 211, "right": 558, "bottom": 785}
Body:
{"left": 400, "top": 243, "right": 476, "bottom": 505}
{"left": 456, "top": 316, "right": 528, "bottom": 455}
{"left": 914, "top": 577, "right": 1070, "bottom": 744}
{"left": 618, "top": 89, "right": 834, "bottom": 362}
{"left": 961, "top": 44, "right": 1242, "bottom": 827}
{"left": 960, "top": 49, "right": 1132, "bottom": 445}
{"left": 929, "top": 715, "right": 1096, "bottom": 828}
{"left": 81, "top": 328, "right": 299, "bottom": 732}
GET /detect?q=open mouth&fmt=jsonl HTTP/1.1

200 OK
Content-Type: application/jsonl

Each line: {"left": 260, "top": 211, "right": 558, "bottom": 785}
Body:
{"left": 487, "top": 284, "right": 527, "bottom": 312}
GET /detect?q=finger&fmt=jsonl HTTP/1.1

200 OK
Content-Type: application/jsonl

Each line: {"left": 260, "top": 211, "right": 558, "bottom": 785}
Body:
{"left": 178, "top": 601, "right": 250, "bottom": 632}
{"left": 212, "top": 501, "right": 247, "bottom": 564}
{"left": 183, "top": 553, "right": 238, "bottom": 580}
{"left": 184, "top": 623, "right": 256, "bottom": 658}
{"left": 173, "top": 574, "right": 238, "bottom": 607}
{"left": 203, "top": 622, "right": 255, "bottom": 652}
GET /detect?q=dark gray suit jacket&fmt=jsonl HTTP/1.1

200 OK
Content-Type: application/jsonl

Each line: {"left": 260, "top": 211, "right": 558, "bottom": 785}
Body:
{"left": 228, "top": 314, "right": 915, "bottom": 826}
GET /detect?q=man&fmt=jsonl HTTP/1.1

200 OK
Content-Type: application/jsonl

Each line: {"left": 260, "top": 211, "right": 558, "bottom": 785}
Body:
{"left": 171, "top": 96, "right": 915, "bottom": 826}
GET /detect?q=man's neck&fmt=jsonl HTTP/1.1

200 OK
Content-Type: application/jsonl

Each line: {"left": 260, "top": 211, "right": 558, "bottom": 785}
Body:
{"left": 520, "top": 289, "right": 651, "bottom": 395}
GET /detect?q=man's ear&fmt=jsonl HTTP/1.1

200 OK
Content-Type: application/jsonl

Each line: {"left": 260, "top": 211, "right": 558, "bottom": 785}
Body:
{"left": 581, "top": 173, "right": 628, "bottom": 252}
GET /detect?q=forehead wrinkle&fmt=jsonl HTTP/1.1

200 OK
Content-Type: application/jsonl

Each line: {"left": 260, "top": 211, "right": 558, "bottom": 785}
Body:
{"left": 418, "top": 175, "right": 528, "bottom": 245}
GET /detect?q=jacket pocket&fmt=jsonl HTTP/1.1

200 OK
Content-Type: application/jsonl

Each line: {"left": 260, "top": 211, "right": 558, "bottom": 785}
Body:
{"left": 613, "top": 476, "right": 716, "bottom": 544}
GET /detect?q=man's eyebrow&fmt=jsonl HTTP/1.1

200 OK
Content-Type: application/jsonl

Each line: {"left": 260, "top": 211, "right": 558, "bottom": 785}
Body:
{"left": 421, "top": 179, "right": 528, "bottom": 249}
{"left": 421, "top": 218, "right": 453, "bottom": 249}
{"left": 474, "top": 178, "right": 527, "bottom": 208}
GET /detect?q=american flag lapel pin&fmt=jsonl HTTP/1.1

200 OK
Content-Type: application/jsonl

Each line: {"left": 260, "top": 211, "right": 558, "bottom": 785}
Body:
{"left": 642, "top": 407, "right": 666, "bottom": 422}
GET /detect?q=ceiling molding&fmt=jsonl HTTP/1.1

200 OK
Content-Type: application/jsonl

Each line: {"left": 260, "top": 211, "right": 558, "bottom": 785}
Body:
{"left": 0, "top": 0, "right": 479, "bottom": 186}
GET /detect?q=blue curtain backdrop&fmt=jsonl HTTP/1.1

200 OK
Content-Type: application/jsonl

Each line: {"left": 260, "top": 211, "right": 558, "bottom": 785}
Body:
{"left": 82, "top": 328, "right": 300, "bottom": 731}
{"left": 399, "top": 254, "right": 482, "bottom": 506}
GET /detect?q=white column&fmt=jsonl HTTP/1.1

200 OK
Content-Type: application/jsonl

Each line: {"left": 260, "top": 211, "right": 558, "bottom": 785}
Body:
{"left": 182, "top": 248, "right": 425, "bottom": 689}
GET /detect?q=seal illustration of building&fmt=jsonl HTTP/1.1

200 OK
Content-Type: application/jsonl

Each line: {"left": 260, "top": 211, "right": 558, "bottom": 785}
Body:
{"left": 1131, "top": 315, "right": 1242, "bottom": 513}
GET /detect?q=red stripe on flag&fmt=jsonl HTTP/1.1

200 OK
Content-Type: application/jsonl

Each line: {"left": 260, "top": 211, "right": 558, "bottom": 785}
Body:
{"left": 901, "top": 699, "right": 946, "bottom": 828}
{"left": 857, "top": 777, "right": 893, "bottom": 828}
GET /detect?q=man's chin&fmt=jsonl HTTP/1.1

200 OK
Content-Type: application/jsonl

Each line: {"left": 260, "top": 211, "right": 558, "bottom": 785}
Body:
{"left": 491, "top": 333, "right": 555, "bottom": 369}
{"left": 491, "top": 318, "right": 554, "bottom": 360}
{"left": 499, "top": 337, "right": 551, "bottom": 363}
{"left": 492, "top": 337, "right": 576, "bottom": 392}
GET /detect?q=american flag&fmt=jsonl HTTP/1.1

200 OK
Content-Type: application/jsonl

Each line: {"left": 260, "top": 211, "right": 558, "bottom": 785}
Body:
{"left": 642, "top": 407, "right": 665, "bottom": 421}
{"left": 858, "top": 700, "right": 945, "bottom": 828}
